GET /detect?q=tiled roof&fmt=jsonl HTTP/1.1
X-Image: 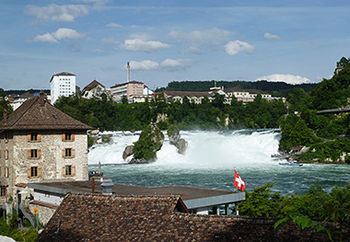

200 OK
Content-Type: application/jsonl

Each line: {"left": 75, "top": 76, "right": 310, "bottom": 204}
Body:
{"left": 38, "top": 193, "right": 334, "bottom": 241}
{"left": 110, "top": 80, "right": 144, "bottom": 88}
{"left": 0, "top": 94, "right": 93, "bottom": 131}
{"left": 82, "top": 80, "right": 105, "bottom": 92}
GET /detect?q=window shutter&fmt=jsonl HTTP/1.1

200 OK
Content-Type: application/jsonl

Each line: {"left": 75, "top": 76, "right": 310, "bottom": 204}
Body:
{"left": 38, "top": 149, "right": 41, "bottom": 159}
{"left": 72, "top": 134, "right": 75, "bottom": 141}
{"left": 72, "top": 166, "right": 76, "bottom": 176}
{"left": 62, "top": 133, "right": 66, "bottom": 141}
{"left": 72, "top": 149, "right": 75, "bottom": 158}
{"left": 37, "top": 134, "right": 41, "bottom": 142}
{"left": 27, "top": 150, "right": 31, "bottom": 159}
{"left": 38, "top": 167, "right": 42, "bottom": 178}
{"left": 62, "top": 149, "right": 65, "bottom": 158}
{"left": 62, "top": 167, "right": 66, "bottom": 177}
{"left": 27, "top": 134, "right": 31, "bottom": 142}
{"left": 27, "top": 168, "right": 31, "bottom": 178}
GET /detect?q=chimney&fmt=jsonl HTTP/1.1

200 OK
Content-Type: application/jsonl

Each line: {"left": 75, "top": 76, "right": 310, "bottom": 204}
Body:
{"left": 3, "top": 109, "right": 7, "bottom": 121}
{"left": 101, "top": 178, "right": 114, "bottom": 195}
{"left": 91, "top": 177, "right": 95, "bottom": 194}
{"left": 127, "top": 62, "right": 130, "bottom": 82}
{"left": 39, "top": 91, "right": 45, "bottom": 106}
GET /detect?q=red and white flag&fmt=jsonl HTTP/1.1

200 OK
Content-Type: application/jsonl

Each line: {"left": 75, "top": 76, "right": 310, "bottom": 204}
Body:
{"left": 234, "top": 170, "right": 246, "bottom": 191}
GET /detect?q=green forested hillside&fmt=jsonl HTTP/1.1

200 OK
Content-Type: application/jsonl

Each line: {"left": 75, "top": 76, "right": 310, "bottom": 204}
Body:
{"left": 156, "top": 80, "right": 317, "bottom": 97}
{"left": 54, "top": 93, "right": 286, "bottom": 131}
{"left": 279, "top": 57, "right": 350, "bottom": 163}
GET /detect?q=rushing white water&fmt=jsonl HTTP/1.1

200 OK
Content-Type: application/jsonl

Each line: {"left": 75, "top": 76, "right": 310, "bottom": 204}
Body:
{"left": 89, "top": 129, "right": 280, "bottom": 168}
{"left": 88, "top": 129, "right": 350, "bottom": 194}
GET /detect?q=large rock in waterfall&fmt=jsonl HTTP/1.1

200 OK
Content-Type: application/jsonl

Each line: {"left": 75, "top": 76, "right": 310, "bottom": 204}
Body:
{"left": 129, "top": 123, "right": 164, "bottom": 164}
{"left": 122, "top": 145, "right": 134, "bottom": 160}
{"left": 167, "top": 125, "right": 188, "bottom": 154}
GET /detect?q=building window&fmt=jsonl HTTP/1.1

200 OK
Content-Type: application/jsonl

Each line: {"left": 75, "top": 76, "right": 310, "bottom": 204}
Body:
{"left": 31, "top": 149, "right": 38, "bottom": 158}
{"left": 65, "top": 165, "right": 72, "bottom": 176}
{"left": 65, "top": 133, "right": 72, "bottom": 141}
{"left": 31, "top": 167, "right": 38, "bottom": 177}
{"left": 4, "top": 150, "right": 9, "bottom": 160}
{"left": 65, "top": 148, "right": 72, "bottom": 157}
{"left": 4, "top": 167, "right": 9, "bottom": 178}
{"left": 27, "top": 149, "right": 41, "bottom": 159}
{"left": 0, "top": 187, "right": 6, "bottom": 197}
{"left": 62, "top": 133, "right": 74, "bottom": 142}
{"left": 28, "top": 133, "right": 41, "bottom": 142}
{"left": 31, "top": 133, "right": 38, "bottom": 141}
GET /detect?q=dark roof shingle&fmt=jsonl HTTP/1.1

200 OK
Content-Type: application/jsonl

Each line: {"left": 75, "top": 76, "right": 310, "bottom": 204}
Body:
{"left": 0, "top": 96, "right": 93, "bottom": 131}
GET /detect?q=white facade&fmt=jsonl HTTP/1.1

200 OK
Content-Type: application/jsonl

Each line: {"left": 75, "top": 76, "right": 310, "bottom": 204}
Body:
{"left": 50, "top": 72, "right": 76, "bottom": 104}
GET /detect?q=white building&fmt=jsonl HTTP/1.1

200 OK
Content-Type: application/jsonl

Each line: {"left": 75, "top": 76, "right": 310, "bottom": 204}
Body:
{"left": 50, "top": 72, "right": 76, "bottom": 104}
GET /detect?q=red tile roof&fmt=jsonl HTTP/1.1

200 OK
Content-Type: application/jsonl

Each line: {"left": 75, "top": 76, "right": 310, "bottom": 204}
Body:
{"left": 0, "top": 95, "right": 93, "bottom": 131}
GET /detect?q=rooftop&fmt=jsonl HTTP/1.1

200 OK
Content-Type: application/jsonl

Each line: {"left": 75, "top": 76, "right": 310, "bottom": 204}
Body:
{"left": 82, "top": 80, "right": 105, "bottom": 92}
{"left": 28, "top": 180, "right": 245, "bottom": 210}
{"left": 110, "top": 80, "right": 144, "bottom": 88}
{"left": 37, "top": 193, "right": 237, "bottom": 241}
{"left": 0, "top": 94, "right": 93, "bottom": 131}
{"left": 50, "top": 72, "right": 75, "bottom": 82}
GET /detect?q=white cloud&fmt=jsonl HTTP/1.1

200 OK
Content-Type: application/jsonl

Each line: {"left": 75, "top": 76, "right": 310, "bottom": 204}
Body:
{"left": 256, "top": 74, "right": 311, "bottom": 84}
{"left": 33, "top": 28, "right": 82, "bottom": 43}
{"left": 26, "top": 4, "right": 89, "bottom": 22}
{"left": 264, "top": 32, "right": 280, "bottom": 40}
{"left": 168, "top": 28, "right": 232, "bottom": 47}
{"left": 53, "top": 28, "right": 82, "bottom": 40}
{"left": 33, "top": 33, "right": 58, "bottom": 43}
{"left": 120, "top": 39, "right": 170, "bottom": 52}
{"left": 129, "top": 60, "right": 159, "bottom": 70}
{"left": 160, "top": 59, "right": 191, "bottom": 71}
{"left": 129, "top": 59, "right": 192, "bottom": 71}
{"left": 106, "top": 22, "right": 123, "bottom": 28}
{"left": 225, "top": 40, "right": 254, "bottom": 56}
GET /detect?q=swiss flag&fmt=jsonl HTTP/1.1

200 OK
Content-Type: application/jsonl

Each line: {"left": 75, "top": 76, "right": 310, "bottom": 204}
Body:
{"left": 234, "top": 170, "right": 246, "bottom": 191}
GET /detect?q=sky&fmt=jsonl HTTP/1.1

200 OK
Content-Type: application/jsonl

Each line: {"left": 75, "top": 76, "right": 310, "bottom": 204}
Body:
{"left": 1, "top": 0, "right": 350, "bottom": 90}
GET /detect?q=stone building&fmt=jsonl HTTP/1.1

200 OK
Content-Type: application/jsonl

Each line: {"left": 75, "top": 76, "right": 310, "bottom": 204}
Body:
{"left": 0, "top": 91, "right": 92, "bottom": 205}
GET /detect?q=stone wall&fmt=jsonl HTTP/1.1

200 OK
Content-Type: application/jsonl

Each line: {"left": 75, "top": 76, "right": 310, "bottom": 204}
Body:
{"left": 3, "top": 130, "right": 88, "bottom": 198}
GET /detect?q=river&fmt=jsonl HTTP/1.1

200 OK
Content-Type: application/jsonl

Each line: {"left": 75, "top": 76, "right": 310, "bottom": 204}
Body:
{"left": 88, "top": 129, "right": 350, "bottom": 194}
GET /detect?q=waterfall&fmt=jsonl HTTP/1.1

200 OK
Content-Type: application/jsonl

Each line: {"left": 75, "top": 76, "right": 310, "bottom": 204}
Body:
{"left": 88, "top": 129, "right": 281, "bottom": 169}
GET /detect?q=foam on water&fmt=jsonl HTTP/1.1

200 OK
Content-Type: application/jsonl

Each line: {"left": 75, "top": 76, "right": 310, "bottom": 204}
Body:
{"left": 89, "top": 129, "right": 281, "bottom": 169}
{"left": 88, "top": 129, "right": 350, "bottom": 194}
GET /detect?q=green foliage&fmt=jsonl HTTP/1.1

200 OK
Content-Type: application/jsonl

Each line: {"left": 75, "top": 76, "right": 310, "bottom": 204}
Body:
{"left": 278, "top": 114, "right": 319, "bottom": 151}
{"left": 0, "top": 88, "right": 13, "bottom": 120}
{"left": 156, "top": 80, "right": 317, "bottom": 96}
{"left": 239, "top": 183, "right": 282, "bottom": 217}
{"left": 167, "top": 124, "right": 180, "bottom": 138}
{"left": 55, "top": 91, "right": 286, "bottom": 131}
{"left": 298, "top": 139, "right": 350, "bottom": 162}
{"left": 0, "top": 215, "right": 38, "bottom": 242}
{"left": 133, "top": 124, "right": 164, "bottom": 161}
